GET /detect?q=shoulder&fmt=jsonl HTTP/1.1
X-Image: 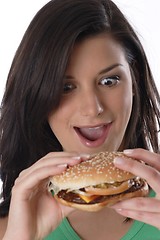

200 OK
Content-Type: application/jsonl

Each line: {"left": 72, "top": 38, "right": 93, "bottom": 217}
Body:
{"left": 0, "top": 217, "right": 8, "bottom": 239}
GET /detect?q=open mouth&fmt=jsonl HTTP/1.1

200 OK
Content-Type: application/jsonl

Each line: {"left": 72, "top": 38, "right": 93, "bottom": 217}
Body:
{"left": 77, "top": 125, "right": 106, "bottom": 141}
{"left": 74, "top": 123, "right": 112, "bottom": 147}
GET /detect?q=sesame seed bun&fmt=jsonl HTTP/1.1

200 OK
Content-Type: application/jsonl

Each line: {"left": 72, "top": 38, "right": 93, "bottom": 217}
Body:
{"left": 49, "top": 152, "right": 149, "bottom": 211}
{"left": 50, "top": 152, "right": 135, "bottom": 193}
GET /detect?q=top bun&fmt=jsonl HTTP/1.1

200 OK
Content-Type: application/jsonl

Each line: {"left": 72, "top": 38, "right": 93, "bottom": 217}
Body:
{"left": 50, "top": 152, "right": 136, "bottom": 194}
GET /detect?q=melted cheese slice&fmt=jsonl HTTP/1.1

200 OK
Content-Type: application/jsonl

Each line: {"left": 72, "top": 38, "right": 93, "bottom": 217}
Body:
{"left": 79, "top": 194, "right": 99, "bottom": 203}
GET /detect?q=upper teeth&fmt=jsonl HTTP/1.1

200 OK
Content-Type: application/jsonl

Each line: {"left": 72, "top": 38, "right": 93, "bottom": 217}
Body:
{"left": 87, "top": 125, "right": 104, "bottom": 130}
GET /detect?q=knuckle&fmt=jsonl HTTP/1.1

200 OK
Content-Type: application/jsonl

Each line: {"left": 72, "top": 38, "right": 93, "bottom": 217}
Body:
{"left": 134, "top": 148, "right": 144, "bottom": 156}
{"left": 18, "top": 169, "right": 27, "bottom": 177}
{"left": 149, "top": 168, "right": 160, "bottom": 181}
{"left": 12, "top": 181, "right": 21, "bottom": 195}
{"left": 126, "top": 158, "right": 136, "bottom": 168}
{"left": 14, "top": 176, "right": 21, "bottom": 186}
{"left": 45, "top": 152, "right": 55, "bottom": 157}
{"left": 13, "top": 169, "right": 27, "bottom": 185}
{"left": 134, "top": 198, "right": 146, "bottom": 209}
{"left": 136, "top": 148, "right": 143, "bottom": 153}
{"left": 135, "top": 210, "right": 146, "bottom": 219}
{"left": 154, "top": 153, "right": 160, "bottom": 162}
{"left": 38, "top": 152, "right": 55, "bottom": 161}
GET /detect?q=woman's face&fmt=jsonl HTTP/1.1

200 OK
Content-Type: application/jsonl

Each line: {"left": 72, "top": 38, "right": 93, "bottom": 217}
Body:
{"left": 48, "top": 33, "right": 133, "bottom": 154}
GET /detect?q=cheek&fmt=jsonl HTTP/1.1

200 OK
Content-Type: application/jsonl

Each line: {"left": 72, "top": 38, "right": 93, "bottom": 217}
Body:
{"left": 48, "top": 108, "right": 74, "bottom": 151}
{"left": 48, "top": 108, "right": 63, "bottom": 135}
{"left": 48, "top": 98, "right": 71, "bottom": 123}
{"left": 124, "top": 84, "right": 133, "bottom": 107}
{"left": 48, "top": 102, "right": 72, "bottom": 136}
{"left": 120, "top": 88, "right": 133, "bottom": 122}
{"left": 48, "top": 113, "right": 66, "bottom": 149}
{"left": 112, "top": 85, "right": 133, "bottom": 120}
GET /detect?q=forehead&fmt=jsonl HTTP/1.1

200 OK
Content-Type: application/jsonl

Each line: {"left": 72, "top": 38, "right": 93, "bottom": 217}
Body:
{"left": 66, "top": 33, "right": 128, "bottom": 75}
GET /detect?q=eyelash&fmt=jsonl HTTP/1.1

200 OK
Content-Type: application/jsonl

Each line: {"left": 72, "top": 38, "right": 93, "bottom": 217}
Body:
{"left": 63, "top": 75, "right": 120, "bottom": 94}
{"left": 99, "top": 75, "right": 120, "bottom": 87}
{"left": 63, "top": 82, "right": 76, "bottom": 94}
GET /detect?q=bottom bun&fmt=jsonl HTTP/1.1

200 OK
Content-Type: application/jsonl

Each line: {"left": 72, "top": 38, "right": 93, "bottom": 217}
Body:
{"left": 54, "top": 181, "right": 149, "bottom": 212}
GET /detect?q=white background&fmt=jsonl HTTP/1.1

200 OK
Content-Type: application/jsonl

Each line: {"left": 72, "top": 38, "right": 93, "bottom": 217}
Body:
{"left": 0, "top": 1, "right": 160, "bottom": 188}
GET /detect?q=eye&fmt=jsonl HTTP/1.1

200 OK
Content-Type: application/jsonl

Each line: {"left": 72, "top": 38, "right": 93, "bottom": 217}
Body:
{"left": 63, "top": 82, "right": 76, "bottom": 94}
{"left": 100, "top": 75, "right": 120, "bottom": 87}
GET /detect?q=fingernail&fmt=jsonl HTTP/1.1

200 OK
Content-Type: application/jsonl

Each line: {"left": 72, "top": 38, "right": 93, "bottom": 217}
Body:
{"left": 79, "top": 154, "right": 90, "bottom": 160}
{"left": 123, "top": 149, "right": 133, "bottom": 155}
{"left": 114, "top": 157, "right": 125, "bottom": 165}
{"left": 71, "top": 156, "right": 81, "bottom": 160}
{"left": 115, "top": 208, "right": 123, "bottom": 212}
{"left": 58, "top": 163, "right": 68, "bottom": 168}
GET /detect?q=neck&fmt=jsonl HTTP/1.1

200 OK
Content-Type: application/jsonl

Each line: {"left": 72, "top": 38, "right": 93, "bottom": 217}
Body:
{"left": 68, "top": 207, "right": 133, "bottom": 240}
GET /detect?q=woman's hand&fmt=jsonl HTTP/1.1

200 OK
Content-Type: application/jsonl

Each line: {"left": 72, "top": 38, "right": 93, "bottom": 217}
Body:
{"left": 111, "top": 148, "right": 160, "bottom": 229}
{"left": 3, "top": 152, "right": 89, "bottom": 240}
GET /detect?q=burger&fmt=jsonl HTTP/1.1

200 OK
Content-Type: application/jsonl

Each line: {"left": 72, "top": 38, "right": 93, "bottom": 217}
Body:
{"left": 48, "top": 152, "right": 149, "bottom": 212}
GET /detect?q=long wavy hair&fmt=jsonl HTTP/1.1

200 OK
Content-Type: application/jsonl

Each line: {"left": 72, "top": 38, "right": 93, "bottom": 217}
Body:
{"left": 0, "top": 0, "right": 160, "bottom": 217}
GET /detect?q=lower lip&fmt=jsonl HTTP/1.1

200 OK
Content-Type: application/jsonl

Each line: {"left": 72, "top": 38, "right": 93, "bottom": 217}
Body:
{"left": 74, "top": 123, "right": 112, "bottom": 148}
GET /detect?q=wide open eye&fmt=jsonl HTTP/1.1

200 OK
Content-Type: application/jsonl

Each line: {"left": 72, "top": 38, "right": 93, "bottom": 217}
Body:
{"left": 100, "top": 75, "right": 120, "bottom": 87}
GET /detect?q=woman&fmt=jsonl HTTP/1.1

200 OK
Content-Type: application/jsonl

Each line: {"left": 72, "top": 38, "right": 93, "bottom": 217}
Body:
{"left": 0, "top": 0, "right": 160, "bottom": 239}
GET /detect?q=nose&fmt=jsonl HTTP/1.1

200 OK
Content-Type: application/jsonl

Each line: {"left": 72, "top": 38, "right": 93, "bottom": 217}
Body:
{"left": 80, "top": 89, "right": 104, "bottom": 117}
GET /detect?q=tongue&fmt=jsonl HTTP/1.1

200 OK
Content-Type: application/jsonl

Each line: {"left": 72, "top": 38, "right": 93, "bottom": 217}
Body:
{"left": 78, "top": 126, "right": 105, "bottom": 141}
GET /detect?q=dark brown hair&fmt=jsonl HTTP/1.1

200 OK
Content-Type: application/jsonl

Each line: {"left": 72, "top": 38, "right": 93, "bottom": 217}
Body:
{"left": 0, "top": 0, "right": 160, "bottom": 217}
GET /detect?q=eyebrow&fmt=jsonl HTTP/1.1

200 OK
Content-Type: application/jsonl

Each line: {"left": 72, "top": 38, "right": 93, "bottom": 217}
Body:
{"left": 98, "top": 63, "right": 123, "bottom": 75}
{"left": 65, "top": 63, "right": 123, "bottom": 79}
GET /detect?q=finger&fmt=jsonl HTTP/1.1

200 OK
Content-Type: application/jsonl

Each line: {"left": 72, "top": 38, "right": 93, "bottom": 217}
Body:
{"left": 13, "top": 164, "right": 68, "bottom": 200}
{"left": 33, "top": 152, "right": 82, "bottom": 169}
{"left": 40, "top": 151, "right": 90, "bottom": 163}
{"left": 115, "top": 209, "right": 160, "bottom": 229}
{"left": 123, "top": 148, "right": 160, "bottom": 171}
{"left": 111, "top": 197, "right": 160, "bottom": 213}
{"left": 31, "top": 152, "right": 90, "bottom": 170}
{"left": 19, "top": 153, "right": 89, "bottom": 180}
{"left": 114, "top": 156, "right": 160, "bottom": 194}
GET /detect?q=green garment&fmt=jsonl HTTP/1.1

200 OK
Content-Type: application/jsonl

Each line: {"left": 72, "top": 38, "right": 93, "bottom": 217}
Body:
{"left": 44, "top": 217, "right": 160, "bottom": 240}
{"left": 44, "top": 191, "right": 160, "bottom": 240}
